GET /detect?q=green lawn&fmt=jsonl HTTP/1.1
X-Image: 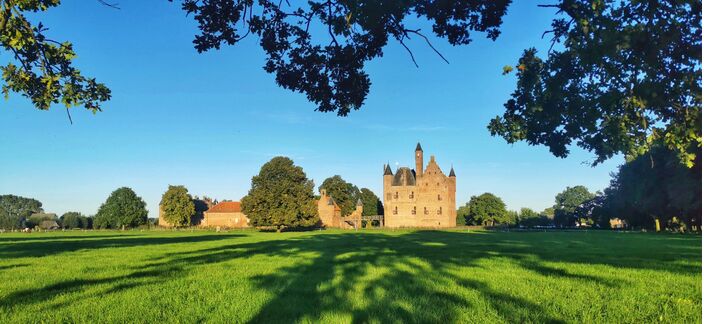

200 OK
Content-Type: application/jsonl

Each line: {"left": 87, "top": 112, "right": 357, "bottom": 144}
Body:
{"left": 0, "top": 229, "right": 700, "bottom": 323}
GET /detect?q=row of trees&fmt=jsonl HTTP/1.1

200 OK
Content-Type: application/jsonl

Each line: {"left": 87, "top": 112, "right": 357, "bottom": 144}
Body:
{"left": 456, "top": 144, "right": 702, "bottom": 231}
{"left": 582, "top": 144, "right": 701, "bottom": 231}
{"left": 455, "top": 193, "right": 553, "bottom": 227}
{"left": 158, "top": 157, "right": 385, "bottom": 230}
{"left": 0, "top": 194, "right": 94, "bottom": 230}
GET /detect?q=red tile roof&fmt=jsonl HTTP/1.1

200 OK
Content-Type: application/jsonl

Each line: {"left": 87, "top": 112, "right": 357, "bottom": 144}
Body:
{"left": 207, "top": 201, "right": 241, "bottom": 213}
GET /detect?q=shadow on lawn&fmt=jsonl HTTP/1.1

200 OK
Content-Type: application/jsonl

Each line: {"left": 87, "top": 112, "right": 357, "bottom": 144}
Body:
{"left": 1, "top": 231, "right": 700, "bottom": 322}
{"left": 0, "top": 233, "right": 238, "bottom": 258}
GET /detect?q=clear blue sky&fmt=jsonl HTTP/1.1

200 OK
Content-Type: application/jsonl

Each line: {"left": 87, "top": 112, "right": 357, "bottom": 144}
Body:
{"left": 0, "top": 1, "right": 622, "bottom": 217}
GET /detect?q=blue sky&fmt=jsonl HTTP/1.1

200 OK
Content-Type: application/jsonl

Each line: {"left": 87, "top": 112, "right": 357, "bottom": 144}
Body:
{"left": 0, "top": 1, "right": 622, "bottom": 217}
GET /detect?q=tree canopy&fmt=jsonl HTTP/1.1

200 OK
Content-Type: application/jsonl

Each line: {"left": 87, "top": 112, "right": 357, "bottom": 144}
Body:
{"left": 601, "top": 143, "right": 702, "bottom": 230}
{"left": 0, "top": 0, "right": 111, "bottom": 119}
{"left": 241, "top": 156, "right": 319, "bottom": 230}
{"left": 319, "top": 175, "right": 360, "bottom": 216}
{"left": 3, "top": 1, "right": 699, "bottom": 170}
{"left": 94, "top": 187, "right": 148, "bottom": 229}
{"left": 160, "top": 185, "right": 196, "bottom": 227}
{"left": 553, "top": 185, "right": 595, "bottom": 227}
{"left": 0, "top": 194, "right": 43, "bottom": 229}
{"left": 464, "top": 193, "right": 510, "bottom": 226}
{"left": 60, "top": 211, "right": 87, "bottom": 229}
{"left": 517, "top": 207, "right": 552, "bottom": 227}
{"left": 174, "top": 0, "right": 510, "bottom": 116}
{"left": 490, "top": 1, "right": 702, "bottom": 166}
{"left": 359, "top": 188, "right": 383, "bottom": 216}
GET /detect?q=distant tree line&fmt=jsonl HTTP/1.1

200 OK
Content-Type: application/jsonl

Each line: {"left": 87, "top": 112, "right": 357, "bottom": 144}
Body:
{"left": 0, "top": 188, "right": 153, "bottom": 230}
{"left": 457, "top": 144, "right": 701, "bottom": 232}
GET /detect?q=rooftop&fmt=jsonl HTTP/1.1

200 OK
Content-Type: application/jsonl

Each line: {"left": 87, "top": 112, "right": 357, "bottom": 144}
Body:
{"left": 207, "top": 201, "right": 241, "bottom": 213}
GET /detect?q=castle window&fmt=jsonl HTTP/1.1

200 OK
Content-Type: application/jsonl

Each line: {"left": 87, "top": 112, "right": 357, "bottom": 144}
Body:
{"left": 393, "top": 207, "right": 398, "bottom": 215}
{"left": 424, "top": 207, "right": 428, "bottom": 215}
{"left": 412, "top": 206, "right": 416, "bottom": 215}
{"left": 409, "top": 191, "right": 414, "bottom": 199}
{"left": 437, "top": 182, "right": 440, "bottom": 186}
{"left": 437, "top": 194, "right": 442, "bottom": 201}
{"left": 394, "top": 192, "right": 398, "bottom": 199}
{"left": 438, "top": 207, "right": 442, "bottom": 215}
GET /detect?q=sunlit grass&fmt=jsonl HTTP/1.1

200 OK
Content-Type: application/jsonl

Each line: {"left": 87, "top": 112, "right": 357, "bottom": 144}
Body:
{"left": 0, "top": 229, "right": 700, "bottom": 323}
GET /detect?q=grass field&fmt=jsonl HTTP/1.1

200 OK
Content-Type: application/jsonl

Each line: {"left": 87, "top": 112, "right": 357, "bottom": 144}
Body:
{"left": 0, "top": 229, "right": 700, "bottom": 323}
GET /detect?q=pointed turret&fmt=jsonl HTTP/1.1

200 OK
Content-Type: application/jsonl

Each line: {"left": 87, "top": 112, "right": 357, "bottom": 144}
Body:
{"left": 356, "top": 198, "right": 363, "bottom": 207}
{"left": 415, "top": 143, "right": 424, "bottom": 176}
{"left": 384, "top": 163, "right": 393, "bottom": 175}
{"left": 449, "top": 166, "right": 456, "bottom": 177}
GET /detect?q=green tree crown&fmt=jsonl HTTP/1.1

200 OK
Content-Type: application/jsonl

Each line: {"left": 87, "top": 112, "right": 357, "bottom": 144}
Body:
{"left": 241, "top": 156, "right": 319, "bottom": 230}
{"left": 319, "top": 175, "right": 360, "bottom": 216}
{"left": 160, "top": 185, "right": 196, "bottom": 227}
{"left": 94, "top": 187, "right": 148, "bottom": 229}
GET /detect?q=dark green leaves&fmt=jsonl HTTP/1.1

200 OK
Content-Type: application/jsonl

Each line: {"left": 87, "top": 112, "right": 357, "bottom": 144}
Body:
{"left": 1, "top": 0, "right": 110, "bottom": 115}
{"left": 176, "top": 0, "right": 511, "bottom": 116}
{"left": 160, "top": 185, "right": 196, "bottom": 227}
{"left": 319, "top": 175, "right": 360, "bottom": 216}
{"left": 241, "top": 156, "right": 319, "bottom": 229}
{"left": 491, "top": 0, "right": 702, "bottom": 166}
{"left": 94, "top": 187, "right": 148, "bottom": 229}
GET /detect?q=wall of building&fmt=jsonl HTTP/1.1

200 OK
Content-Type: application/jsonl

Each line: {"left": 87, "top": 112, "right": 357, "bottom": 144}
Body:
{"left": 384, "top": 154, "right": 456, "bottom": 228}
{"left": 201, "top": 212, "right": 249, "bottom": 228}
{"left": 317, "top": 190, "right": 342, "bottom": 228}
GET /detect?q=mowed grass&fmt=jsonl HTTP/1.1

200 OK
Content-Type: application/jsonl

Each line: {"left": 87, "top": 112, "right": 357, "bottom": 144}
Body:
{"left": 0, "top": 229, "right": 700, "bottom": 323}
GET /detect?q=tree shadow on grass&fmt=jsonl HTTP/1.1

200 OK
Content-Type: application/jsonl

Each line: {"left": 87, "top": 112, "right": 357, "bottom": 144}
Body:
{"left": 0, "top": 233, "right": 240, "bottom": 258}
{"left": 0, "top": 230, "right": 699, "bottom": 322}
{"left": 0, "top": 234, "right": 134, "bottom": 242}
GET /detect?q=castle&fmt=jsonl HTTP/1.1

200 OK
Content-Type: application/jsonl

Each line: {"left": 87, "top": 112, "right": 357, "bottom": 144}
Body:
{"left": 317, "top": 189, "right": 363, "bottom": 229}
{"left": 383, "top": 143, "right": 456, "bottom": 228}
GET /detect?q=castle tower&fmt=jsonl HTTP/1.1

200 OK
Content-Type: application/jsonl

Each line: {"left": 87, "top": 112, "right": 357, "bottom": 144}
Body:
{"left": 448, "top": 166, "right": 457, "bottom": 224}
{"left": 383, "top": 163, "right": 393, "bottom": 217}
{"left": 415, "top": 142, "right": 423, "bottom": 176}
{"left": 355, "top": 198, "right": 363, "bottom": 214}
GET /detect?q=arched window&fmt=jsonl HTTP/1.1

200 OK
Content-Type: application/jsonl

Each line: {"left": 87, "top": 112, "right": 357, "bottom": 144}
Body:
{"left": 409, "top": 191, "right": 414, "bottom": 199}
{"left": 394, "top": 192, "right": 398, "bottom": 199}
{"left": 437, "top": 194, "right": 442, "bottom": 201}
{"left": 438, "top": 207, "right": 442, "bottom": 215}
{"left": 412, "top": 206, "right": 416, "bottom": 215}
{"left": 423, "top": 207, "right": 428, "bottom": 215}
{"left": 393, "top": 206, "right": 398, "bottom": 215}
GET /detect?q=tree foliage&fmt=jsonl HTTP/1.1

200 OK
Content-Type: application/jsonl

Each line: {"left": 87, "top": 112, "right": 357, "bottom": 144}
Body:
{"left": 465, "top": 193, "right": 510, "bottom": 226}
{"left": 359, "top": 188, "right": 382, "bottom": 216}
{"left": 0, "top": 194, "right": 43, "bottom": 229}
{"left": 160, "top": 185, "right": 196, "bottom": 227}
{"left": 0, "top": 0, "right": 111, "bottom": 116}
{"left": 319, "top": 175, "right": 360, "bottom": 216}
{"left": 490, "top": 0, "right": 702, "bottom": 166}
{"left": 94, "top": 187, "right": 148, "bottom": 229}
{"left": 241, "top": 156, "right": 318, "bottom": 230}
{"left": 174, "top": 0, "right": 510, "bottom": 115}
{"left": 602, "top": 143, "right": 702, "bottom": 230}
{"left": 60, "top": 211, "right": 86, "bottom": 229}
{"left": 517, "top": 207, "right": 552, "bottom": 227}
{"left": 553, "top": 185, "right": 595, "bottom": 227}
